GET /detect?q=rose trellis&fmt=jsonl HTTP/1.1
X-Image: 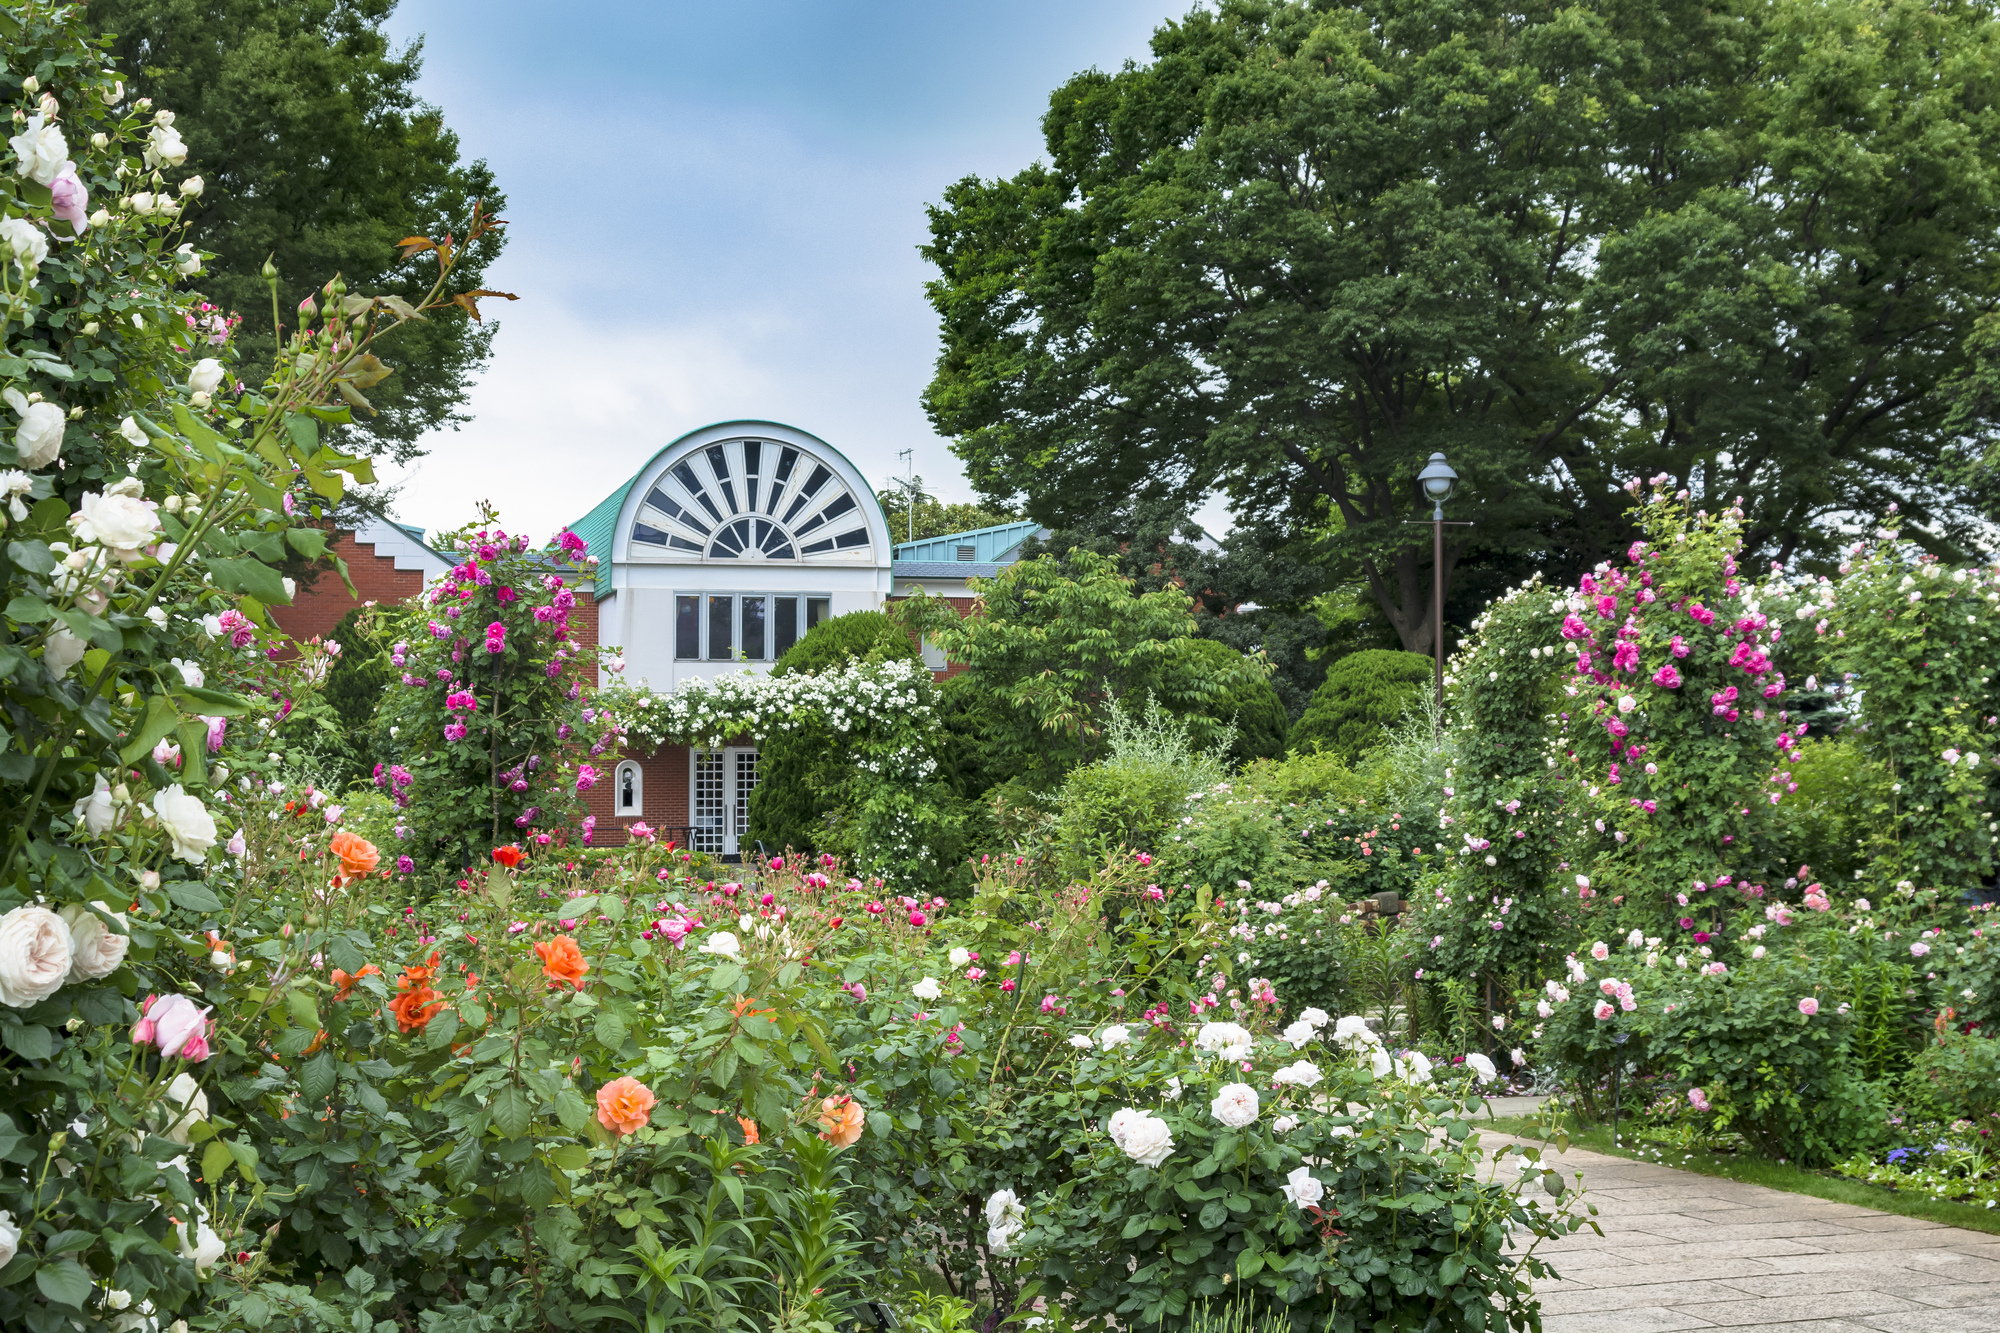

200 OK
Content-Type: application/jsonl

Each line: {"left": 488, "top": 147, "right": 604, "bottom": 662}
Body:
{"left": 599, "top": 659, "right": 946, "bottom": 878}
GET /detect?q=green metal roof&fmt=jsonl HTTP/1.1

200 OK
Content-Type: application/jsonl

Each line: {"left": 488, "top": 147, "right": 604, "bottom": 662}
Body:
{"left": 568, "top": 420, "right": 891, "bottom": 599}
{"left": 892, "top": 519, "right": 1044, "bottom": 565}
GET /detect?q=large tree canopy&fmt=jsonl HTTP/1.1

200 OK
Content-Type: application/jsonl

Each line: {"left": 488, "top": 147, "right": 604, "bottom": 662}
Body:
{"left": 922, "top": 0, "right": 2000, "bottom": 653}
{"left": 93, "top": 0, "right": 506, "bottom": 463}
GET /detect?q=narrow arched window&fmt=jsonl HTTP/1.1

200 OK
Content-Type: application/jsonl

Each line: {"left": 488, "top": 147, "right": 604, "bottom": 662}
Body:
{"left": 615, "top": 760, "right": 643, "bottom": 816}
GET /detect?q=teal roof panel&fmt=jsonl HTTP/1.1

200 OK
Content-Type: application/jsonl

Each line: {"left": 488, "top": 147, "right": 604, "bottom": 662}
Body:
{"left": 891, "top": 520, "right": 1044, "bottom": 565}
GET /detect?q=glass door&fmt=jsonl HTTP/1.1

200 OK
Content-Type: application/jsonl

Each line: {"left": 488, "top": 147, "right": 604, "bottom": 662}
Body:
{"left": 691, "top": 747, "right": 762, "bottom": 857}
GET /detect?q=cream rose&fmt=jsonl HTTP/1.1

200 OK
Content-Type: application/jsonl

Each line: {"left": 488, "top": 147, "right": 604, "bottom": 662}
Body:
{"left": 1280, "top": 1166, "right": 1325, "bottom": 1209}
{"left": 1118, "top": 1111, "right": 1175, "bottom": 1168}
{"left": 1098, "top": 1023, "right": 1130, "bottom": 1049}
{"left": 0, "top": 904, "right": 73, "bottom": 1007}
{"left": 157, "top": 1071, "right": 209, "bottom": 1145}
{"left": 69, "top": 487, "right": 161, "bottom": 553}
{"left": 1272, "top": 1060, "right": 1322, "bottom": 1088}
{"left": 1194, "top": 1020, "right": 1252, "bottom": 1053}
{"left": 146, "top": 123, "right": 187, "bottom": 168}
{"left": 60, "top": 901, "right": 128, "bottom": 981}
{"left": 14, "top": 398, "right": 67, "bottom": 468}
{"left": 43, "top": 626, "right": 86, "bottom": 678}
{"left": 152, "top": 784, "right": 218, "bottom": 864}
{"left": 187, "top": 358, "right": 224, "bottom": 396}
{"left": 1209, "top": 1082, "right": 1260, "bottom": 1128}
{"left": 9, "top": 114, "right": 69, "bottom": 184}
{"left": 911, "top": 976, "right": 942, "bottom": 1001}
{"left": 72, "top": 773, "right": 116, "bottom": 834}
{"left": 0, "top": 1209, "right": 17, "bottom": 1267}
{"left": 0, "top": 216, "right": 46, "bottom": 273}
{"left": 176, "top": 1217, "right": 224, "bottom": 1272}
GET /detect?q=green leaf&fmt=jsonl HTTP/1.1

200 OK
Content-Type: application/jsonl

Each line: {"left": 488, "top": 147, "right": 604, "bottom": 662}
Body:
{"left": 1440, "top": 1255, "right": 1467, "bottom": 1286}
{"left": 0, "top": 1022, "right": 51, "bottom": 1060}
{"left": 34, "top": 1260, "right": 92, "bottom": 1309}
{"left": 424, "top": 1008, "right": 460, "bottom": 1050}
{"left": 6, "top": 540, "right": 55, "bottom": 575}
{"left": 553, "top": 1088, "right": 593, "bottom": 1132}
{"left": 207, "top": 556, "right": 291, "bottom": 605}
{"left": 5, "top": 594, "right": 52, "bottom": 623}
{"left": 175, "top": 685, "right": 258, "bottom": 717}
{"left": 547, "top": 1144, "right": 592, "bottom": 1173}
{"left": 119, "top": 695, "right": 182, "bottom": 765}
{"left": 299, "top": 1052, "right": 337, "bottom": 1103}
{"left": 200, "top": 1139, "right": 232, "bottom": 1184}
{"left": 165, "top": 880, "right": 224, "bottom": 913}
{"left": 593, "top": 1011, "right": 627, "bottom": 1048}
{"left": 490, "top": 1083, "right": 533, "bottom": 1139}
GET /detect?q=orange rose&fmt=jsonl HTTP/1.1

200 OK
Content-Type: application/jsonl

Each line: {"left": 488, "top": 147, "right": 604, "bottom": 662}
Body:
{"left": 596, "top": 1076, "right": 656, "bottom": 1136}
{"left": 492, "top": 845, "right": 525, "bottom": 868}
{"left": 331, "top": 963, "right": 381, "bottom": 1000}
{"left": 535, "top": 935, "right": 589, "bottom": 990}
{"left": 387, "top": 984, "right": 443, "bottom": 1034}
{"left": 817, "top": 1095, "right": 865, "bottom": 1148}
{"left": 330, "top": 831, "right": 380, "bottom": 879}
{"left": 737, "top": 1116, "right": 760, "bottom": 1145}
{"left": 400, "top": 952, "right": 442, "bottom": 989}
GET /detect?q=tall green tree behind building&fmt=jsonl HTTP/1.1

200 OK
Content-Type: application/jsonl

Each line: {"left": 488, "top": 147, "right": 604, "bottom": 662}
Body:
{"left": 92, "top": 0, "right": 505, "bottom": 463}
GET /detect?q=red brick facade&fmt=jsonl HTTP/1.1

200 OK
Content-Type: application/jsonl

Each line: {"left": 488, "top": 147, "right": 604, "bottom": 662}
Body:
{"left": 268, "top": 530, "right": 429, "bottom": 645}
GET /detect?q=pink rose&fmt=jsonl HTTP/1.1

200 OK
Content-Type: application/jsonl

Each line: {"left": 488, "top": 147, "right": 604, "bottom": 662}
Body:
{"left": 1797, "top": 997, "right": 1818, "bottom": 1016}
{"left": 143, "top": 993, "right": 212, "bottom": 1060}
{"left": 49, "top": 164, "right": 88, "bottom": 234}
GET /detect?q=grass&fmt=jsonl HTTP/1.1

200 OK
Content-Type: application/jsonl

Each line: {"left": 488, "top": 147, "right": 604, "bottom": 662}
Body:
{"left": 1479, "top": 1109, "right": 2000, "bottom": 1238}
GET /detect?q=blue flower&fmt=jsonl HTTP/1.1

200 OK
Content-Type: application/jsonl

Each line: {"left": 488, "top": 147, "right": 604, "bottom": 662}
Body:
{"left": 1888, "top": 1148, "right": 1910, "bottom": 1163}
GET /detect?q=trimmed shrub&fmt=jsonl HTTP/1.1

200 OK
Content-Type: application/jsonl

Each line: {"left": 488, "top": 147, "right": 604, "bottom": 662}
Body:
{"left": 1182, "top": 638, "right": 1289, "bottom": 764}
{"left": 1289, "top": 650, "right": 1432, "bottom": 763}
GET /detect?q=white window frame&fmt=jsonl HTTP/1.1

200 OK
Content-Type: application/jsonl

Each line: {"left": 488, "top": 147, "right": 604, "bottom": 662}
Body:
{"left": 614, "top": 760, "right": 644, "bottom": 817}
{"left": 671, "top": 592, "right": 827, "bottom": 663}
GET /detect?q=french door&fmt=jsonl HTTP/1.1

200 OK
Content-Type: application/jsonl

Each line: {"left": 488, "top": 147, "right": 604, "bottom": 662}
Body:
{"left": 690, "top": 747, "right": 760, "bottom": 857}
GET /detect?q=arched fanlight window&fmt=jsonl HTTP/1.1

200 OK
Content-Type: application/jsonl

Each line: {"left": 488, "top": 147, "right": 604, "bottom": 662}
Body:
{"left": 615, "top": 760, "right": 643, "bottom": 817}
{"left": 628, "top": 438, "right": 873, "bottom": 560}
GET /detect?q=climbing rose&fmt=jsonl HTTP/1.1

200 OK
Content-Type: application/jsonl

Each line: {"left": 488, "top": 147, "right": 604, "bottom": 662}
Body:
{"left": 595, "top": 1076, "right": 656, "bottom": 1136}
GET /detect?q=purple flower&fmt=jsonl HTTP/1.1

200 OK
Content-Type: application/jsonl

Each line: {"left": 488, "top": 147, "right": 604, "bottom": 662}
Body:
{"left": 443, "top": 722, "right": 468, "bottom": 742}
{"left": 1678, "top": 917, "right": 1695, "bottom": 929}
{"left": 395, "top": 855, "right": 414, "bottom": 874}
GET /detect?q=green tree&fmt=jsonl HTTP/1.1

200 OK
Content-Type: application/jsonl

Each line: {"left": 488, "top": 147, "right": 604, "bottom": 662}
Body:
{"left": 92, "top": 0, "right": 507, "bottom": 464}
{"left": 895, "top": 549, "right": 1255, "bottom": 790}
{"left": 1290, "top": 649, "right": 1433, "bottom": 764}
{"left": 923, "top": 0, "right": 2000, "bottom": 654}
{"left": 744, "top": 611, "right": 918, "bottom": 855}
{"left": 1182, "top": 637, "right": 1288, "bottom": 764}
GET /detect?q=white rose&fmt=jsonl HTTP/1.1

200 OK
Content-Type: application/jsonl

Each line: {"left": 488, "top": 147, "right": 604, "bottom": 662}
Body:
{"left": 0, "top": 904, "right": 73, "bottom": 1007}
{"left": 188, "top": 358, "right": 224, "bottom": 395}
{"left": 987, "top": 1221, "right": 1023, "bottom": 1256}
{"left": 146, "top": 123, "right": 188, "bottom": 168}
{"left": 1067, "top": 1034, "right": 1092, "bottom": 1050}
{"left": 13, "top": 397, "right": 66, "bottom": 468}
{"left": 1106, "top": 1107, "right": 1143, "bottom": 1148}
{"left": 912, "top": 976, "right": 942, "bottom": 1001}
{"left": 1282, "top": 1019, "right": 1317, "bottom": 1048}
{"left": 170, "top": 658, "right": 204, "bottom": 688}
{"left": 1194, "top": 1020, "right": 1252, "bottom": 1053}
{"left": 1280, "top": 1165, "right": 1325, "bottom": 1209}
{"left": 128, "top": 191, "right": 155, "bottom": 215}
{"left": 151, "top": 784, "right": 218, "bottom": 864}
{"left": 105, "top": 1289, "right": 132, "bottom": 1311}
{"left": 173, "top": 243, "right": 202, "bottom": 276}
{"left": 119, "top": 416, "right": 148, "bottom": 450}
{"left": 0, "top": 215, "right": 47, "bottom": 271}
{"left": 1463, "top": 1052, "right": 1498, "bottom": 1085}
{"left": 1209, "top": 1081, "right": 1260, "bottom": 1128}
{"left": 697, "top": 931, "right": 740, "bottom": 959}
{"left": 1162, "top": 1076, "right": 1182, "bottom": 1100}
{"left": 1332, "top": 1014, "right": 1380, "bottom": 1049}
{"left": 72, "top": 773, "right": 116, "bottom": 834}
{"left": 1272, "top": 1060, "right": 1322, "bottom": 1088}
{"left": 9, "top": 114, "right": 69, "bottom": 184}
{"left": 157, "top": 1071, "right": 208, "bottom": 1145}
{"left": 1272, "top": 1114, "right": 1298, "bottom": 1133}
{"left": 1118, "top": 1112, "right": 1175, "bottom": 1168}
{"left": 1369, "top": 1046, "right": 1393, "bottom": 1079}
{"left": 60, "top": 902, "right": 128, "bottom": 981}
{"left": 1398, "top": 1050, "right": 1434, "bottom": 1084}
{"left": 947, "top": 947, "right": 970, "bottom": 968}
{"left": 1099, "top": 1023, "right": 1130, "bottom": 1049}
{"left": 0, "top": 1210, "right": 17, "bottom": 1267}
{"left": 43, "top": 626, "right": 86, "bottom": 678}
{"left": 175, "top": 1218, "right": 224, "bottom": 1272}
{"left": 102, "top": 81, "right": 124, "bottom": 106}
{"left": 180, "top": 175, "right": 204, "bottom": 197}
{"left": 985, "top": 1188, "right": 1025, "bottom": 1230}
{"left": 69, "top": 489, "right": 161, "bottom": 552}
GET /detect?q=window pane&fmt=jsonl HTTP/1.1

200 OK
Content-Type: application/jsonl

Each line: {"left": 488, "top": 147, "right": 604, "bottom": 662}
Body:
{"left": 708, "top": 596, "right": 734, "bottom": 659}
{"left": 774, "top": 597, "right": 798, "bottom": 658}
{"left": 807, "top": 597, "right": 830, "bottom": 631}
{"left": 742, "top": 596, "right": 766, "bottom": 660}
{"left": 676, "top": 595, "right": 699, "bottom": 659}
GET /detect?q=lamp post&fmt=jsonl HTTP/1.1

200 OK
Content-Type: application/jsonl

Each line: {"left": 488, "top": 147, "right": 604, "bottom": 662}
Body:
{"left": 1416, "top": 451, "right": 1459, "bottom": 721}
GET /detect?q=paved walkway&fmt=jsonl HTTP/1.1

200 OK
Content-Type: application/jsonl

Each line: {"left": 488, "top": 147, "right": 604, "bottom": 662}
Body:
{"left": 1480, "top": 1132, "right": 2000, "bottom": 1333}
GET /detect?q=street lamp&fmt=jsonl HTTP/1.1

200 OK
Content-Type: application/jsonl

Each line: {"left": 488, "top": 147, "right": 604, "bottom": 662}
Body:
{"left": 1416, "top": 452, "right": 1459, "bottom": 720}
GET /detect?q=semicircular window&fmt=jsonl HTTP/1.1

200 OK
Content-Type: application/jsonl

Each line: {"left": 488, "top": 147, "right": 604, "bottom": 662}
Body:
{"left": 628, "top": 438, "right": 873, "bottom": 561}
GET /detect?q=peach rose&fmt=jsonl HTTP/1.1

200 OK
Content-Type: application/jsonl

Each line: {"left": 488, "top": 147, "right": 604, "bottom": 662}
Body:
{"left": 596, "top": 1076, "right": 656, "bottom": 1136}
{"left": 330, "top": 831, "right": 379, "bottom": 879}
{"left": 387, "top": 984, "right": 443, "bottom": 1034}
{"left": 536, "top": 935, "right": 589, "bottom": 990}
{"left": 818, "top": 1095, "right": 865, "bottom": 1148}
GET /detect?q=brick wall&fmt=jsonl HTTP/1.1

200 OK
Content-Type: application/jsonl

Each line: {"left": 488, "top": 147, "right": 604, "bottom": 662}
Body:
{"left": 269, "top": 530, "right": 427, "bottom": 645}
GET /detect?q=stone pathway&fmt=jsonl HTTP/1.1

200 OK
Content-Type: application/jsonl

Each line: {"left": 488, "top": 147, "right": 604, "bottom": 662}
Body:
{"left": 1480, "top": 1132, "right": 2000, "bottom": 1333}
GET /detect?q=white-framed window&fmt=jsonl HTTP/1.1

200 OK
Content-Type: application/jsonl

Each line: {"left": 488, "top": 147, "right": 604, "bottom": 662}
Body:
{"left": 629, "top": 438, "right": 874, "bottom": 561}
{"left": 614, "top": 760, "right": 643, "bottom": 817}
{"left": 673, "top": 593, "right": 834, "bottom": 662}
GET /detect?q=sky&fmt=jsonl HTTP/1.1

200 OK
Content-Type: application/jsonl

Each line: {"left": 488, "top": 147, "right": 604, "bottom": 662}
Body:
{"left": 375, "top": 0, "right": 1210, "bottom": 543}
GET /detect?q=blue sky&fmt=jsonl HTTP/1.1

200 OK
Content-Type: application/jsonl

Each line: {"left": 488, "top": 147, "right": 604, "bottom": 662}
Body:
{"left": 377, "top": 0, "right": 1203, "bottom": 542}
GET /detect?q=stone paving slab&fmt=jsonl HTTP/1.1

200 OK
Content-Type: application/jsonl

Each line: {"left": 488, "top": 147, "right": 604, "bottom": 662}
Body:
{"left": 1479, "top": 1133, "right": 2000, "bottom": 1332}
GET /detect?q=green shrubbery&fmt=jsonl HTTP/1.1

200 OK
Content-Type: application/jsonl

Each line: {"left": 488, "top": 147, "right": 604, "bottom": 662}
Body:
{"left": 1289, "top": 650, "right": 1433, "bottom": 764}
